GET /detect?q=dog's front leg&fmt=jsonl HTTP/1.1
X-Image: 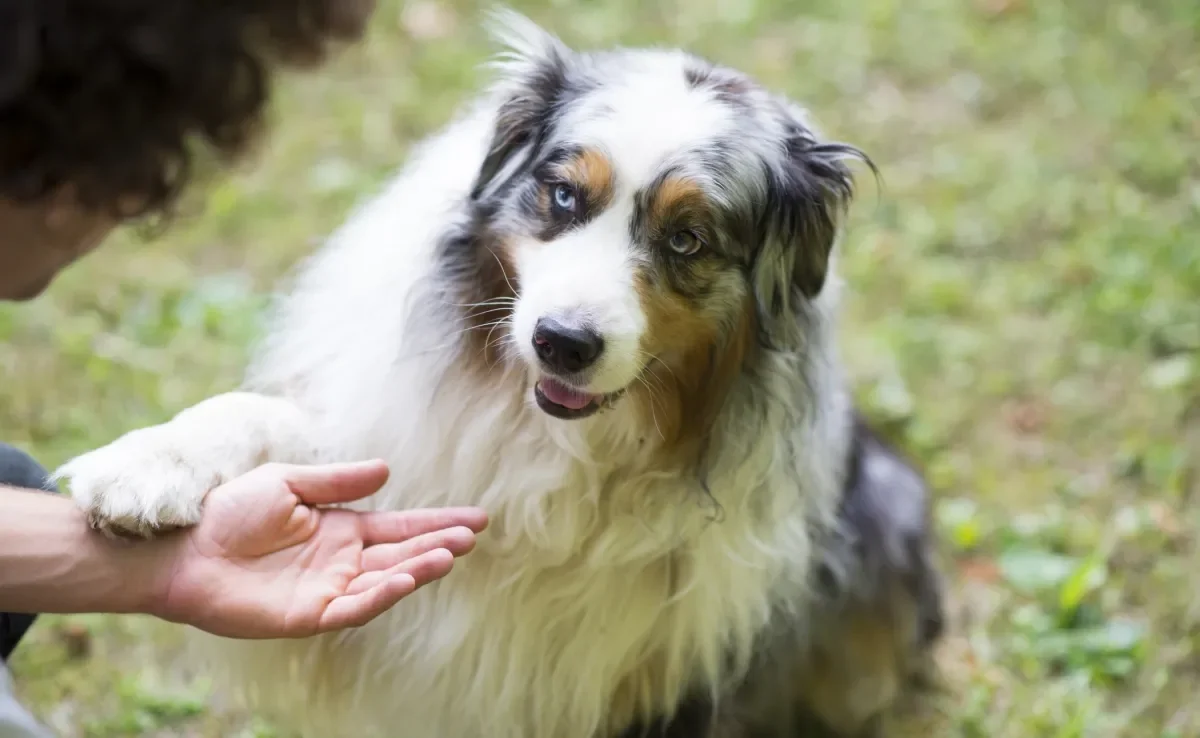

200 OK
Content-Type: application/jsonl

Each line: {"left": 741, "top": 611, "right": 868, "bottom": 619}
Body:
{"left": 54, "top": 392, "right": 318, "bottom": 539}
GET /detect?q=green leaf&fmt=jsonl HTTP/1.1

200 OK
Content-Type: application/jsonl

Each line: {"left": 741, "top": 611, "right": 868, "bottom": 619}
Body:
{"left": 1029, "top": 619, "right": 1149, "bottom": 680}
{"left": 1057, "top": 553, "right": 1108, "bottom": 616}
{"left": 937, "top": 497, "right": 983, "bottom": 550}
{"left": 999, "top": 549, "right": 1079, "bottom": 594}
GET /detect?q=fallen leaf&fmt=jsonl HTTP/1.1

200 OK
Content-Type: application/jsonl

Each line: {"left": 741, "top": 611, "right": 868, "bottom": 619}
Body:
{"left": 1003, "top": 397, "right": 1048, "bottom": 434}
{"left": 959, "top": 557, "right": 1002, "bottom": 583}
{"left": 1147, "top": 501, "right": 1181, "bottom": 536}
{"left": 56, "top": 622, "right": 92, "bottom": 660}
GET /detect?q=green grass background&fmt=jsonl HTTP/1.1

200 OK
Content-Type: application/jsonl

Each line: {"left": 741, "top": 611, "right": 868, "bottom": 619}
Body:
{"left": 3, "top": 0, "right": 1198, "bottom": 735}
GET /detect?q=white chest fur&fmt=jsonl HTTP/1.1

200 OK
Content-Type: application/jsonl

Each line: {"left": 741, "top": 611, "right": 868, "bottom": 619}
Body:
{"left": 195, "top": 359, "right": 820, "bottom": 738}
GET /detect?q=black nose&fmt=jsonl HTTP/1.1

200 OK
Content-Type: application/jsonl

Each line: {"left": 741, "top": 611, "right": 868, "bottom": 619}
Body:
{"left": 532, "top": 317, "right": 604, "bottom": 373}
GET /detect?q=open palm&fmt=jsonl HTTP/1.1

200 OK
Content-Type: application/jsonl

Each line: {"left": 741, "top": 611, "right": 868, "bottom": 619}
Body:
{"left": 155, "top": 460, "right": 486, "bottom": 638}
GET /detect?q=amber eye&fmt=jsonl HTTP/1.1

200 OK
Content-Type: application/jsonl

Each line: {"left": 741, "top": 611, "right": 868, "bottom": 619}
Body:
{"left": 667, "top": 230, "right": 704, "bottom": 256}
{"left": 551, "top": 183, "right": 578, "bottom": 213}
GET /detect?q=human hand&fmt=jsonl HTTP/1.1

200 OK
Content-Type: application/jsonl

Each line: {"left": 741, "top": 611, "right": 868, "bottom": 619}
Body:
{"left": 148, "top": 460, "right": 486, "bottom": 638}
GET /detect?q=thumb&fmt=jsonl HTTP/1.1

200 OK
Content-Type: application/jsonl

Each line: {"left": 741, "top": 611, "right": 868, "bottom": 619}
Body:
{"left": 274, "top": 460, "right": 391, "bottom": 506}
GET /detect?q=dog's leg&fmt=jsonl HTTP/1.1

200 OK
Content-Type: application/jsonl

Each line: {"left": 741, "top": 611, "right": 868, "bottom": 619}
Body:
{"left": 790, "top": 600, "right": 912, "bottom": 737}
{"left": 788, "top": 413, "right": 946, "bottom": 737}
{"left": 711, "top": 584, "right": 933, "bottom": 738}
{"left": 709, "top": 413, "right": 944, "bottom": 738}
{"left": 54, "top": 391, "right": 318, "bottom": 539}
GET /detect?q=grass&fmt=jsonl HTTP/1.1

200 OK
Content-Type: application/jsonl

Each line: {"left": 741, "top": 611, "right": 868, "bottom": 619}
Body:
{"left": 3, "top": 0, "right": 1198, "bottom": 735}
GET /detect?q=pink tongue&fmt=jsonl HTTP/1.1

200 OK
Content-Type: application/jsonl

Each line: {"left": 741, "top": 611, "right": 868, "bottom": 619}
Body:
{"left": 539, "top": 378, "right": 597, "bottom": 410}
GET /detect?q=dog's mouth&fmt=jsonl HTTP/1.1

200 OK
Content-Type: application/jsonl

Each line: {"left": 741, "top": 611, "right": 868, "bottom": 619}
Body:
{"left": 534, "top": 377, "right": 619, "bottom": 420}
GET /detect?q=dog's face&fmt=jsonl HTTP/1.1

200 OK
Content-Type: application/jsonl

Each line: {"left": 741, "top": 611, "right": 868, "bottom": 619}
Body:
{"left": 459, "top": 14, "right": 868, "bottom": 432}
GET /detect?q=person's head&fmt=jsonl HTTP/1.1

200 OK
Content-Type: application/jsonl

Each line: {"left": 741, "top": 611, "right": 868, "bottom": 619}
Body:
{"left": 0, "top": 0, "right": 377, "bottom": 300}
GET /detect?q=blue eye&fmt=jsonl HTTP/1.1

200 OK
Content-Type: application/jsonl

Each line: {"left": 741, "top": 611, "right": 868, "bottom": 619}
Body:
{"left": 552, "top": 183, "right": 577, "bottom": 212}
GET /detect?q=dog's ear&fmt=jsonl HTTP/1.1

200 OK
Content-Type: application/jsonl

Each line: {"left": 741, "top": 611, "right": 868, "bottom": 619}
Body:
{"left": 752, "top": 107, "right": 872, "bottom": 346}
{"left": 470, "top": 10, "right": 574, "bottom": 200}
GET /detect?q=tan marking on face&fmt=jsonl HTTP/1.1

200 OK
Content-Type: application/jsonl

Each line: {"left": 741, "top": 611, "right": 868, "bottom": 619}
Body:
{"left": 543, "top": 147, "right": 615, "bottom": 215}
{"left": 459, "top": 235, "right": 520, "bottom": 375}
{"left": 647, "top": 175, "right": 708, "bottom": 239}
{"left": 567, "top": 148, "right": 615, "bottom": 211}
{"left": 629, "top": 273, "right": 757, "bottom": 460}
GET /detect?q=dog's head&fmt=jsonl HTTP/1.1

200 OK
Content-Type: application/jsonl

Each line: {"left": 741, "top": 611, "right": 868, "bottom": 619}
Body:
{"left": 457, "top": 12, "right": 871, "bottom": 438}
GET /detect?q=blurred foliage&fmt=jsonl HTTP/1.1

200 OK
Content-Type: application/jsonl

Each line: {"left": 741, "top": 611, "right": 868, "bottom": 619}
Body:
{"left": 3, "top": 0, "right": 1199, "bottom": 735}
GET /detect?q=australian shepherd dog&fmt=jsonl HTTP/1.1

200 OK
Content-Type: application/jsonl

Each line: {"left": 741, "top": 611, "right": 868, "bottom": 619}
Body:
{"left": 57, "top": 11, "right": 945, "bottom": 738}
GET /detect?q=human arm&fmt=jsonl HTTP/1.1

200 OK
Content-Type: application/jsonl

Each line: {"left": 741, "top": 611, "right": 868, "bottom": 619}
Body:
{"left": 0, "top": 486, "right": 163, "bottom": 617}
{"left": 0, "top": 460, "right": 487, "bottom": 638}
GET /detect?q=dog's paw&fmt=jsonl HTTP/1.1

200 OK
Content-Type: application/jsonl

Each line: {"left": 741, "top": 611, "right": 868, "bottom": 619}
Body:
{"left": 55, "top": 428, "right": 221, "bottom": 540}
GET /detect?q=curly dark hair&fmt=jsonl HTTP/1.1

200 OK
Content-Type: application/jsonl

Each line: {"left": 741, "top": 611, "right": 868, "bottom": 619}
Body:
{"left": 0, "top": 0, "right": 377, "bottom": 220}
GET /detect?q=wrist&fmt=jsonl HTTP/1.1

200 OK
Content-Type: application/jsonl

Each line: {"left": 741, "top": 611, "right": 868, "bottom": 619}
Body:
{"left": 0, "top": 487, "right": 180, "bottom": 617}
{"left": 100, "top": 528, "right": 188, "bottom": 621}
{"left": 133, "top": 533, "right": 196, "bottom": 626}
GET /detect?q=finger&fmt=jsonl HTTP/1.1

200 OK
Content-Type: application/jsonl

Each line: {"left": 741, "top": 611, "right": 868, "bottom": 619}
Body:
{"left": 393, "top": 547, "right": 456, "bottom": 588}
{"left": 344, "top": 569, "right": 390, "bottom": 596}
{"left": 317, "top": 573, "right": 417, "bottom": 632}
{"left": 361, "top": 526, "right": 477, "bottom": 571}
{"left": 358, "top": 506, "right": 489, "bottom": 545}
{"left": 345, "top": 548, "right": 458, "bottom": 596}
{"left": 265, "top": 459, "right": 391, "bottom": 506}
{"left": 319, "top": 550, "right": 456, "bottom": 631}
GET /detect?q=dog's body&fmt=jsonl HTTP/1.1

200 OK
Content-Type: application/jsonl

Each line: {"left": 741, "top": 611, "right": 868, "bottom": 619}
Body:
{"left": 57, "top": 14, "right": 943, "bottom": 738}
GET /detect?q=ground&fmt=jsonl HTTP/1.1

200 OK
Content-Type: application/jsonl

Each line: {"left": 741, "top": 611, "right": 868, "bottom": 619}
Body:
{"left": 3, "top": 0, "right": 1198, "bottom": 735}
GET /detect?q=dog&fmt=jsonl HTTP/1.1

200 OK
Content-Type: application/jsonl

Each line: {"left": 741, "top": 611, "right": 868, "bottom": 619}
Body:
{"left": 56, "top": 12, "right": 945, "bottom": 738}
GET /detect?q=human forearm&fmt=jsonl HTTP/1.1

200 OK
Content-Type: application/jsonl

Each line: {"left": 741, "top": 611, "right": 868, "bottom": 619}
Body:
{"left": 0, "top": 487, "right": 169, "bottom": 617}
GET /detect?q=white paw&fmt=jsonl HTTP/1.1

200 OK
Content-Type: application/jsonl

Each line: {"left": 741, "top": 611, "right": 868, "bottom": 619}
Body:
{"left": 55, "top": 427, "right": 221, "bottom": 540}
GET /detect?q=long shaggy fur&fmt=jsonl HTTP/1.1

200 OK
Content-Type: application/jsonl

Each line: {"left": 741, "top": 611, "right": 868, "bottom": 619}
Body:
{"left": 56, "top": 12, "right": 944, "bottom": 738}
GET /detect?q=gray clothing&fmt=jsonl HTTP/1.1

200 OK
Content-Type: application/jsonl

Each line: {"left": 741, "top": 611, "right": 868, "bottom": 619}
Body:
{"left": 0, "top": 444, "right": 55, "bottom": 738}
{"left": 0, "top": 660, "right": 51, "bottom": 738}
